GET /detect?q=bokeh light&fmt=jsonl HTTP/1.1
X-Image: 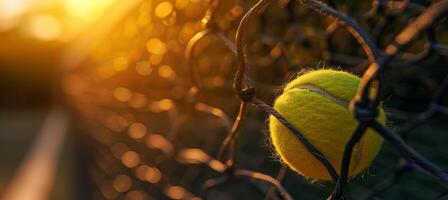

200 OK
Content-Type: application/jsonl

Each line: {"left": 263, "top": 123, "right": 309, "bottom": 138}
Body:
{"left": 165, "top": 186, "right": 186, "bottom": 200}
{"left": 146, "top": 38, "right": 168, "bottom": 55}
{"left": 121, "top": 151, "right": 140, "bottom": 168}
{"left": 113, "top": 56, "right": 130, "bottom": 72}
{"left": 158, "top": 65, "right": 174, "bottom": 79}
{"left": 135, "top": 61, "right": 152, "bottom": 76}
{"left": 128, "top": 123, "right": 147, "bottom": 139}
{"left": 114, "top": 87, "right": 132, "bottom": 102}
{"left": 112, "top": 174, "right": 132, "bottom": 193}
{"left": 155, "top": 1, "right": 174, "bottom": 18}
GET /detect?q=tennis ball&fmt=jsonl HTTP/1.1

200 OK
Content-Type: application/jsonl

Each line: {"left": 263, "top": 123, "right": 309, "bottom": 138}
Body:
{"left": 269, "top": 69, "right": 385, "bottom": 180}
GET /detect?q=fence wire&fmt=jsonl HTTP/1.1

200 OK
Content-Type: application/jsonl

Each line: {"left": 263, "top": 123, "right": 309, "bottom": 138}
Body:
{"left": 63, "top": 0, "right": 448, "bottom": 199}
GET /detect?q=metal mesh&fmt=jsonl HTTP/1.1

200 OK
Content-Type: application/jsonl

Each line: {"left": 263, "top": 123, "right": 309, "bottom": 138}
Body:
{"left": 63, "top": 0, "right": 448, "bottom": 199}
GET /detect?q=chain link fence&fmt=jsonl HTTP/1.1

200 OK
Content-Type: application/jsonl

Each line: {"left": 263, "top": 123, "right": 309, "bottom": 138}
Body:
{"left": 62, "top": 0, "right": 448, "bottom": 199}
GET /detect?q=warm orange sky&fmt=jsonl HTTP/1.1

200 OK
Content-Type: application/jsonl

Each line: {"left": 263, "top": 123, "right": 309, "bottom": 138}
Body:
{"left": 0, "top": 0, "right": 117, "bottom": 41}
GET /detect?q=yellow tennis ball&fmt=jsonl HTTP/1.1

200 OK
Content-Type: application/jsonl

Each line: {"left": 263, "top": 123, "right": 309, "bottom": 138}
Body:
{"left": 269, "top": 69, "right": 385, "bottom": 180}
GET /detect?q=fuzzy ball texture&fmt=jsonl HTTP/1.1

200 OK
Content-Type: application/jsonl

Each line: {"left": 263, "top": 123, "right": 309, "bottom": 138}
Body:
{"left": 269, "top": 69, "right": 385, "bottom": 180}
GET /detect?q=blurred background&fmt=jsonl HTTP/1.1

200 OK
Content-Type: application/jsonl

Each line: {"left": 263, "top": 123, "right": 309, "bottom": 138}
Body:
{"left": 0, "top": 0, "right": 447, "bottom": 200}
{"left": 0, "top": 0, "right": 117, "bottom": 199}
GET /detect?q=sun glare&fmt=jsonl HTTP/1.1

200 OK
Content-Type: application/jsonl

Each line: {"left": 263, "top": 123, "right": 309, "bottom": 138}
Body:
{"left": 0, "top": 0, "right": 117, "bottom": 41}
{"left": 0, "top": 0, "right": 29, "bottom": 30}
{"left": 64, "top": 0, "right": 116, "bottom": 22}
{"left": 0, "top": 0, "right": 29, "bottom": 19}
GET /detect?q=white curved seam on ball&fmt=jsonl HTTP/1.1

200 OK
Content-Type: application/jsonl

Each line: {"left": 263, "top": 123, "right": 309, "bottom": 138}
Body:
{"left": 294, "top": 84, "right": 349, "bottom": 108}
{"left": 293, "top": 84, "right": 364, "bottom": 174}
